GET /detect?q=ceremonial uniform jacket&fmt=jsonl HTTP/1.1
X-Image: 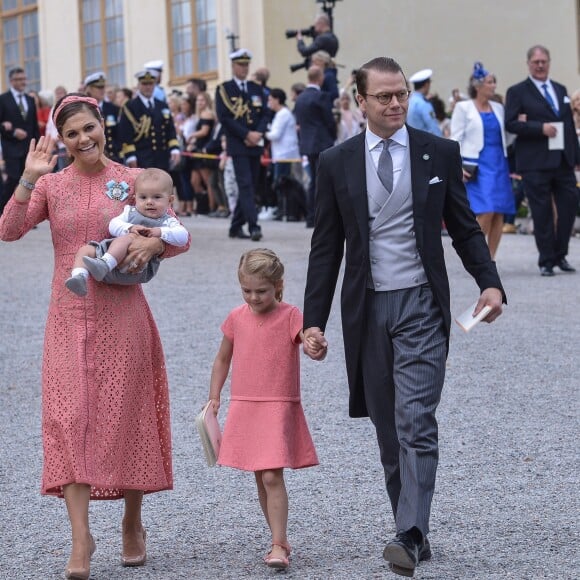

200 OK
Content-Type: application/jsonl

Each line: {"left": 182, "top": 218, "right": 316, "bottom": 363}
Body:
{"left": 118, "top": 97, "right": 179, "bottom": 170}
{"left": 215, "top": 79, "right": 268, "bottom": 157}
{"left": 101, "top": 100, "right": 122, "bottom": 163}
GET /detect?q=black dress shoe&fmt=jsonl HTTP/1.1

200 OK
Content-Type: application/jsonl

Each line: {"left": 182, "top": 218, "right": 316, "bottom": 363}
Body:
{"left": 229, "top": 229, "right": 250, "bottom": 239}
{"left": 383, "top": 531, "right": 420, "bottom": 577}
{"left": 250, "top": 228, "right": 263, "bottom": 242}
{"left": 540, "top": 266, "right": 555, "bottom": 277}
{"left": 556, "top": 259, "right": 576, "bottom": 272}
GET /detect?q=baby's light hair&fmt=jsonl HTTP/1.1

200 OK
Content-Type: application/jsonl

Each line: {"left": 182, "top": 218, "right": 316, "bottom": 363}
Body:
{"left": 135, "top": 167, "right": 173, "bottom": 197}
{"left": 238, "top": 248, "right": 285, "bottom": 302}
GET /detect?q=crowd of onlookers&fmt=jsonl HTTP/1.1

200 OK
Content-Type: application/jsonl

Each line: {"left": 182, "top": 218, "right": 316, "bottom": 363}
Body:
{"left": 2, "top": 50, "right": 579, "bottom": 240}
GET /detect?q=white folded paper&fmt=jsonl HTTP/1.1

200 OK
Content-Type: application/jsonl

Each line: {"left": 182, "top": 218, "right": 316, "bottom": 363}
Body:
{"left": 548, "top": 122, "right": 564, "bottom": 151}
{"left": 454, "top": 301, "right": 492, "bottom": 332}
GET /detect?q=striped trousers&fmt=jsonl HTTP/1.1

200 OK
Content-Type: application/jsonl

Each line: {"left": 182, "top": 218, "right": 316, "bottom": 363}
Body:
{"left": 361, "top": 284, "right": 447, "bottom": 537}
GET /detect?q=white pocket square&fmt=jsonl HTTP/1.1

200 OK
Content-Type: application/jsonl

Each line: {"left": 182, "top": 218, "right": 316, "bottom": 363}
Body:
{"left": 564, "top": 96, "right": 571, "bottom": 103}
{"left": 429, "top": 176, "right": 443, "bottom": 185}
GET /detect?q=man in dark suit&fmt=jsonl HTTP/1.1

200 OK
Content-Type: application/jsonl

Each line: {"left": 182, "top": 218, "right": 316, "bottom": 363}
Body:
{"left": 505, "top": 44, "right": 579, "bottom": 276}
{"left": 294, "top": 65, "right": 336, "bottom": 227}
{"left": 215, "top": 48, "right": 268, "bottom": 241}
{"left": 303, "top": 57, "right": 505, "bottom": 577}
{"left": 296, "top": 13, "right": 339, "bottom": 59}
{"left": 83, "top": 71, "right": 122, "bottom": 163}
{"left": 118, "top": 69, "right": 180, "bottom": 172}
{"left": 0, "top": 67, "right": 40, "bottom": 215}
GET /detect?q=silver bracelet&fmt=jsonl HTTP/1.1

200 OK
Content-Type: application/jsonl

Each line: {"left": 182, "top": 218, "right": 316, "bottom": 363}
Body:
{"left": 19, "top": 177, "right": 36, "bottom": 191}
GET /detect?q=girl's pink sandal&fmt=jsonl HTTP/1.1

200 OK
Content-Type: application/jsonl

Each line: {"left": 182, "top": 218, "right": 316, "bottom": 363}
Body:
{"left": 264, "top": 542, "right": 291, "bottom": 569}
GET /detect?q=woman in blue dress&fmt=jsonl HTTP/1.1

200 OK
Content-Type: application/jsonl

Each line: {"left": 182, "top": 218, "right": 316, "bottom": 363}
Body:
{"left": 451, "top": 62, "right": 515, "bottom": 259}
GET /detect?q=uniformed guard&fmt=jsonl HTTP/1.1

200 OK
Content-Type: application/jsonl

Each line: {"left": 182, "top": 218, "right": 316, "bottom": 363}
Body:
{"left": 83, "top": 71, "right": 123, "bottom": 162}
{"left": 144, "top": 60, "right": 167, "bottom": 103}
{"left": 118, "top": 69, "right": 180, "bottom": 171}
{"left": 407, "top": 68, "right": 443, "bottom": 136}
{"left": 215, "top": 48, "right": 268, "bottom": 241}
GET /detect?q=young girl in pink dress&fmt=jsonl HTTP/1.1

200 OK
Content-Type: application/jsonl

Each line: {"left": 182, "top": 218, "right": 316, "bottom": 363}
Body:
{"left": 208, "top": 248, "right": 318, "bottom": 570}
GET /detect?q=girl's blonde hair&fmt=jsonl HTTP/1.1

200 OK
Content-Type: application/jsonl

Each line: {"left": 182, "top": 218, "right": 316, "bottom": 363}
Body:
{"left": 238, "top": 248, "right": 284, "bottom": 302}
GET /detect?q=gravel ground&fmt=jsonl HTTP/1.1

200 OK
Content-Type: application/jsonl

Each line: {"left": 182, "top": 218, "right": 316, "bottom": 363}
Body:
{"left": 0, "top": 216, "right": 578, "bottom": 579}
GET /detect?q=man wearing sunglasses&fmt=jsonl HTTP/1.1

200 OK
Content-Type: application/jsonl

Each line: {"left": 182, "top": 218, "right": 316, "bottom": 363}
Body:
{"left": 303, "top": 57, "right": 505, "bottom": 577}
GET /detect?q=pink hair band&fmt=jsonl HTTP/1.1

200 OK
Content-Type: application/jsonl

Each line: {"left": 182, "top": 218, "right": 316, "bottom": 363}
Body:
{"left": 52, "top": 95, "right": 101, "bottom": 124}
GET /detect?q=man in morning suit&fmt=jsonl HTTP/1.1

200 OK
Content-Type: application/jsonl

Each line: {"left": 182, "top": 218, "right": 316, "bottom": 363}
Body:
{"left": 302, "top": 57, "right": 505, "bottom": 577}
{"left": 293, "top": 65, "right": 336, "bottom": 227}
{"left": 505, "top": 45, "right": 579, "bottom": 276}
{"left": 118, "top": 69, "right": 180, "bottom": 172}
{"left": 0, "top": 67, "right": 40, "bottom": 215}
{"left": 83, "top": 71, "right": 122, "bottom": 163}
{"left": 215, "top": 48, "right": 268, "bottom": 241}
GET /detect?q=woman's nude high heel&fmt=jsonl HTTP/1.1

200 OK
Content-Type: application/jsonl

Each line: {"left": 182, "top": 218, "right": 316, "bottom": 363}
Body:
{"left": 121, "top": 528, "right": 147, "bottom": 567}
{"left": 64, "top": 534, "right": 96, "bottom": 580}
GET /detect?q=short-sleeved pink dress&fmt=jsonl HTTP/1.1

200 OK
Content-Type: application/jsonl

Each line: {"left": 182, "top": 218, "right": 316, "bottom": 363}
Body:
{"left": 0, "top": 162, "right": 190, "bottom": 499}
{"left": 217, "top": 302, "right": 318, "bottom": 471}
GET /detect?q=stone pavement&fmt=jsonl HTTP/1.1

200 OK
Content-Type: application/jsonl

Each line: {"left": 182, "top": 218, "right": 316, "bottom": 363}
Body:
{"left": 0, "top": 216, "right": 578, "bottom": 579}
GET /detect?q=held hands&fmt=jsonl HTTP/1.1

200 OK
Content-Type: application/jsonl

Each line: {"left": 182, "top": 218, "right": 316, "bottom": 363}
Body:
{"left": 14, "top": 128, "right": 28, "bottom": 141}
{"left": 128, "top": 225, "right": 161, "bottom": 238}
{"left": 474, "top": 288, "right": 503, "bottom": 323}
{"left": 244, "top": 131, "right": 263, "bottom": 147}
{"left": 119, "top": 234, "right": 163, "bottom": 273}
{"left": 303, "top": 327, "right": 328, "bottom": 361}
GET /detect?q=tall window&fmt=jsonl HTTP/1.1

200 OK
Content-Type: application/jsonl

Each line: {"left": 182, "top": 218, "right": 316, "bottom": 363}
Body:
{"left": 79, "top": 0, "right": 126, "bottom": 86}
{"left": 0, "top": 0, "right": 39, "bottom": 91}
{"left": 169, "top": 0, "right": 217, "bottom": 82}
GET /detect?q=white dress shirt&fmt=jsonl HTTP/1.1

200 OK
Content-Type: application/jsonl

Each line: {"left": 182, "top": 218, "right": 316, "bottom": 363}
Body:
{"left": 365, "top": 125, "right": 408, "bottom": 192}
{"left": 529, "top": 76, "right": 559, "bottom": 113}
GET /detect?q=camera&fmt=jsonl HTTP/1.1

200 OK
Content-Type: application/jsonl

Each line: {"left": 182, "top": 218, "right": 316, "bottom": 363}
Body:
{"left": 285, "top": 26, "right": 315, "bottom": 39}
{"left": 289, "top": 60, "right": 308, "bottom": 73}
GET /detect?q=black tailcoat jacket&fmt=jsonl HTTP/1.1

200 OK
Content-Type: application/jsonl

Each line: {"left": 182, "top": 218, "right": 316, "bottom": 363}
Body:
{"left": 304, "top": 127, "right": 505, "bottom": 417}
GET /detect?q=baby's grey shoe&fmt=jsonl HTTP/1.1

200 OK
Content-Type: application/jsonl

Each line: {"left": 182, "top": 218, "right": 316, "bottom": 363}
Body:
{"left": 65, "top": 274, "right": 88, "bottom": 297}
{"left": 82, "top": 256, "right": 110, "bottom": 281}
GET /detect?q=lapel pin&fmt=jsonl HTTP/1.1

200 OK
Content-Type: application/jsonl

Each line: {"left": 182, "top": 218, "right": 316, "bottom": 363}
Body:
{"left": 423, "top": 153, "right": 430, "bottom": 161}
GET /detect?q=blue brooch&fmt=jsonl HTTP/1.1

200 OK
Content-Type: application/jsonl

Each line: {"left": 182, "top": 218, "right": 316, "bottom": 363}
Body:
{"left": 105, "top": 180, "right": 129, "bottom": 201}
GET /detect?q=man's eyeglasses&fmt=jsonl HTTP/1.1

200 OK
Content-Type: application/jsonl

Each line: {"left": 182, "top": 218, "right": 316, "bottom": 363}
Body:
{"left": 364, "top": 90, "right": 410, "bottom": 105}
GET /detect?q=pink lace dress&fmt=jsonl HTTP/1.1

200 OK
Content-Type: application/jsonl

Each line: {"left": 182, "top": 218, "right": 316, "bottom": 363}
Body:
{"left": 0, "top": 162, "right": 190, "bottom": 499}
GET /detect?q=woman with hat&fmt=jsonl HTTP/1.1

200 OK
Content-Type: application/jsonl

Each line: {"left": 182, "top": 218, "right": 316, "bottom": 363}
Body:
{"left": 0, "top": 93, "right": 190, "bottom": 578}
{"left": 451, "top": 62, "right": 515, "bottom": 259}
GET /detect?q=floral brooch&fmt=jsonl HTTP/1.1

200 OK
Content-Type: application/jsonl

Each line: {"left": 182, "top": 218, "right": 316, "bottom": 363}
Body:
{"left": 105, "top": 180, "right": 129, "bottom": 201}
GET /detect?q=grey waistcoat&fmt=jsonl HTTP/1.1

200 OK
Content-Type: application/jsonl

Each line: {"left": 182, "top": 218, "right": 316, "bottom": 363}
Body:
{"left": 365, "top": 142, "right": 427, "bottom": 291}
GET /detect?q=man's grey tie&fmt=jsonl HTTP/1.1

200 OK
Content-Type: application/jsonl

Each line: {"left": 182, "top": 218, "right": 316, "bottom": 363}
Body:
{"left": 377, "top": 139, "right": 393, "bottom": 194}
{"left": 240, "top": 81, "right": 247, "bottom": 94}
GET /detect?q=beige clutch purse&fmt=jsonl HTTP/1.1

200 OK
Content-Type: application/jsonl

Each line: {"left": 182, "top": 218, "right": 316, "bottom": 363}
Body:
{"left": 195, "top": 400, "right": 222, "bottom": 467}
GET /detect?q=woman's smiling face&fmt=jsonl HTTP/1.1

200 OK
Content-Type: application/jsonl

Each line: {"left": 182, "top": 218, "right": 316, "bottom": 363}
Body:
{"left": 60, "top": 109, "right": 106, "bottom": 171}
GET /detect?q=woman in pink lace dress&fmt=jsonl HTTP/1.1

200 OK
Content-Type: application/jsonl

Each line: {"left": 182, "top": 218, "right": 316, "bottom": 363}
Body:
{"left": 0, "top": 94, "right": 190, "bottom": 579}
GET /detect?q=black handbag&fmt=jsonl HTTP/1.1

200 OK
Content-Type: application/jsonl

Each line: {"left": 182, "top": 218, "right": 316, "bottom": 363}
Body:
{"left": 462, "top": 162, "right": 478, "bottom": 182}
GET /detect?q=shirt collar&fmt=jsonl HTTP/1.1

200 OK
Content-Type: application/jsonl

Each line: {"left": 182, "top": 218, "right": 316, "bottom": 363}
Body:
{"left": 306, "top": 83, "right": 321, "bottom": 91}
{"left": 365, "top": 125, "right": 408, "bottom": 151}
{"left": 529, "top": 76, "right": 552, "bottom": 90}
{"left": 233, "top": 77, "right": 247, "bottom": 89}
{"left": 10, "top": 87, "right": 24, "bottom": 99}
{"left": 138, "top": 93, "right": 153, "bottom": 106}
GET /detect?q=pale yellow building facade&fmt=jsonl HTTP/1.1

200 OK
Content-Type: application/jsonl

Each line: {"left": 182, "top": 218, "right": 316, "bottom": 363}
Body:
{"left": 2, "top": 0, "right": 579, "bottom": 104}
